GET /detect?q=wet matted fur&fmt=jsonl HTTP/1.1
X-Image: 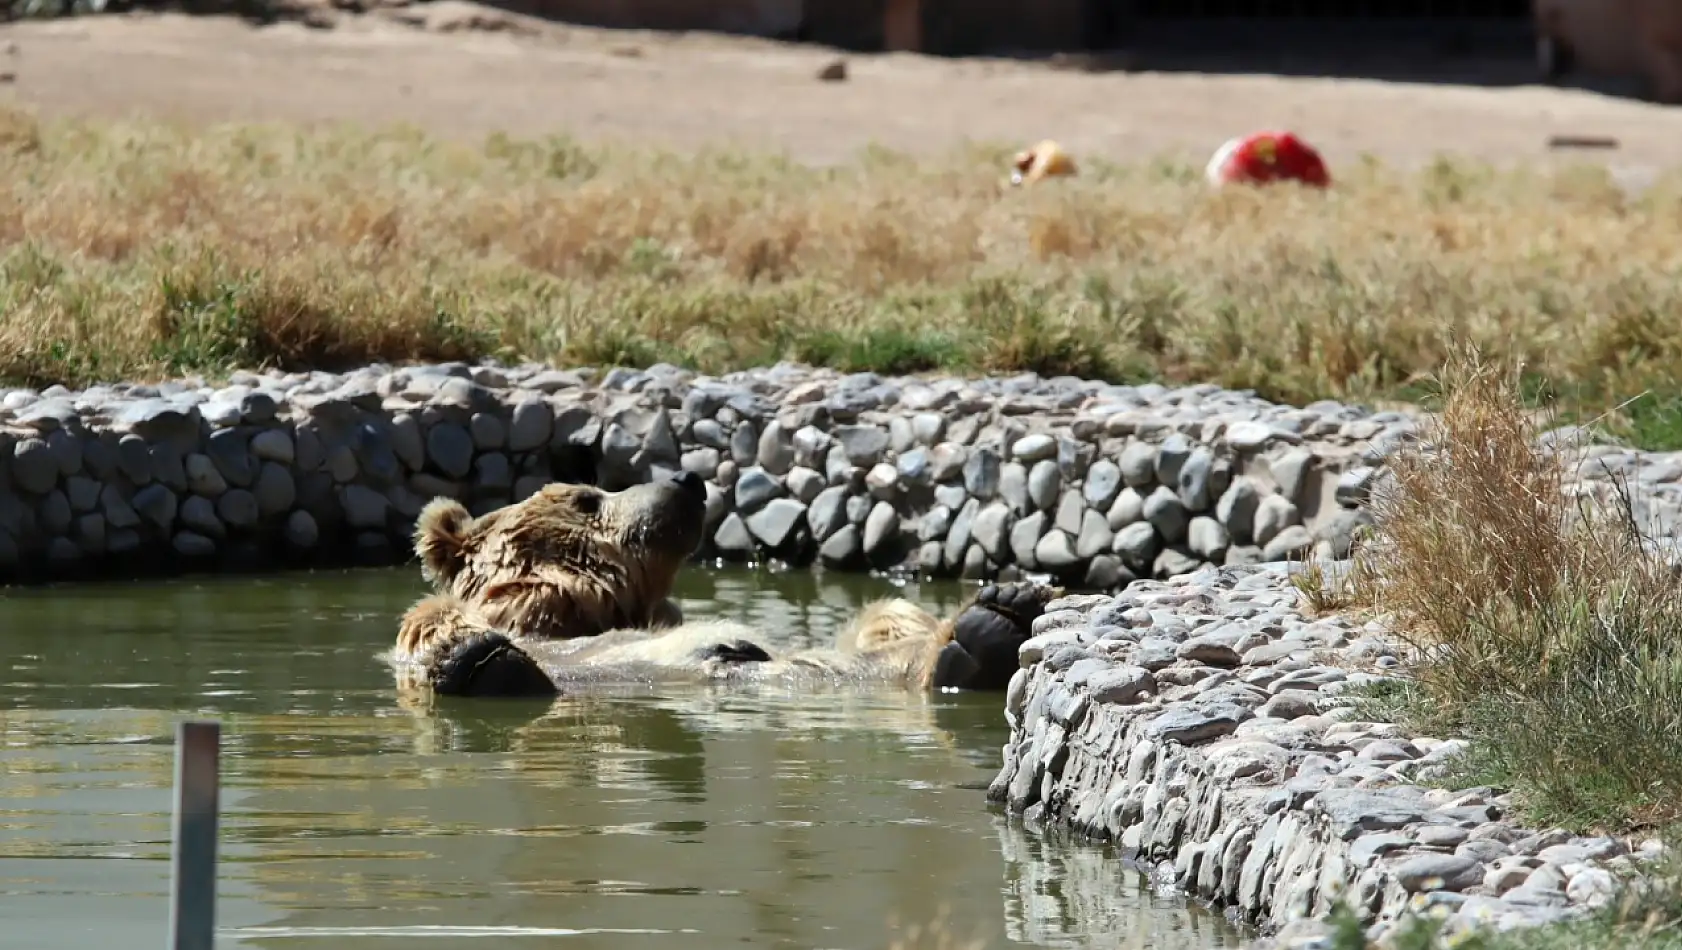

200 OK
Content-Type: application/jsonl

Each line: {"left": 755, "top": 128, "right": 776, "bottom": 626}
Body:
{"left": 390, "top": 471, "right": 1059, "bottom": 698}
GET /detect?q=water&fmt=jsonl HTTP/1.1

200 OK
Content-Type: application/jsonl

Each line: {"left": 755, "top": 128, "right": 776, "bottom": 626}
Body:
{"left": 0, "top": 567, "right": 1243, "bottom": 950}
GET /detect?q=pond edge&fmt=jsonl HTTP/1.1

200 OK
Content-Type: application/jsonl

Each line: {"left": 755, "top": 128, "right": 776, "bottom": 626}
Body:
{"left": 986, "top": 562, "right": 1666, "bottom": 949}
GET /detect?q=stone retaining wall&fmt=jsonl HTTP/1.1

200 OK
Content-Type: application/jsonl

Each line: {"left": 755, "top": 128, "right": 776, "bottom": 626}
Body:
{"left": 0, "top": 362, "right": 1410, "bottom": 584}
{"left": 988, "top": 563, "right": 1665, "bottom": 947}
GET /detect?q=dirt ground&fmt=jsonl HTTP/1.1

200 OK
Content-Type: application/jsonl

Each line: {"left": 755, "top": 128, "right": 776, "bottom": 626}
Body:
{"left": 3, "top": 8, "right": 1682, "bottom": 176}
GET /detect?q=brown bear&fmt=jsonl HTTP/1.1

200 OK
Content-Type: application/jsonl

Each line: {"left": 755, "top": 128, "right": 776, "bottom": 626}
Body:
{"left": 390, "top": 470, "right": 1059, "bottom": 698}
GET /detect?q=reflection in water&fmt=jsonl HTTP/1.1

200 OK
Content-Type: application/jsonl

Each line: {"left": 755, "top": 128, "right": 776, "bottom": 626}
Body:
{"left": 0, "top": 568, "right": 1240, "bottom": 950}
{"left": 998, "top": 824, "right": 1248, "bottom": 948}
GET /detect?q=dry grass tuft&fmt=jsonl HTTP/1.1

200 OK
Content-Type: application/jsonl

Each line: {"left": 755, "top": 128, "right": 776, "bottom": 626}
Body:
{"left": 4, "top": 106, "right": 1682, "bottom": 443}
{"left": 1354, "top": 347, "right": 1682, "bottom": 831}
{"left": 1289, "top": 560, "right": 1364, "bottom": 618}
{"left": 1357, "top": 351, "right": 1583, "bottom": 706}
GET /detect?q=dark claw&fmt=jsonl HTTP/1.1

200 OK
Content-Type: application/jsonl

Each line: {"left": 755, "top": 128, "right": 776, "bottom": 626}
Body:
{"left": 932, "top": 582, "right": 1059, "bottom": 691}
{"left": 971, "top": 580, "right": 1059, "bottom": 623}
{"left": 699, "top": 639, "right": 773, "bottom": 664}
{"left": 932, "top": 641, "right": 982, "bottom": 689}
{"left": 431, "top": 632, "right": 559, "bottom": 697}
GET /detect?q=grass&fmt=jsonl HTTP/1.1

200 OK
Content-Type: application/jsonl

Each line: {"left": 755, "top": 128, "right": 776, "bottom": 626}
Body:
{"left": 1290, "top": 559, "right": 1365, "bottom": 617}
{"left": 2, "top": 106, "right": 1682, "bottom": 443}
{"left": 1325, "top": 352, "right": 1682, "bottom": 948}
{"left": 1345, "top": 349, "right": 1682, "bottom": 836}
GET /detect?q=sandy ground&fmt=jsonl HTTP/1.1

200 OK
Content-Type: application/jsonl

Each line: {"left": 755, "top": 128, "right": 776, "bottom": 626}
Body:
{"left": 1, "top": 8, "right": 1681, "bottom": 175}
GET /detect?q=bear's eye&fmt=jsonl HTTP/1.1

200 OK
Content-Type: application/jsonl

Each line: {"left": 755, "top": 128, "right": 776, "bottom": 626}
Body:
{"left": 573, "top": 491, "right": 602, "bottom": 516}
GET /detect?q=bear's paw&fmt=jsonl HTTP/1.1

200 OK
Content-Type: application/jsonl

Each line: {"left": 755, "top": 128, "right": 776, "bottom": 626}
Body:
{"left": 430, "top": 631, "right": 559, "bottom": 698}
{"left": 698, "top": 638, "right": 773, "bottom": 664}
{"left": 932, "top": 582, "right": 1059, "bottom": 692}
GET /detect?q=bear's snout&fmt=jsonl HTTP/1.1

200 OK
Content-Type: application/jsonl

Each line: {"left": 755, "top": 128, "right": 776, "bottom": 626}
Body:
{"left": 667, "top": 470, "right": 705, "bottom": 499}
{"left": 628, "top": 468, "right": 709, "bottom": 560}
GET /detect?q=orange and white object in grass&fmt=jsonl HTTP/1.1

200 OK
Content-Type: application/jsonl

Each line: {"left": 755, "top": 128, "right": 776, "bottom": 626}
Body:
{"left": 1204, "top": 131, "right": 1331, "bottom": 189}
{"left": 1009, "top": 140, "right": 1077, "bottom": 187}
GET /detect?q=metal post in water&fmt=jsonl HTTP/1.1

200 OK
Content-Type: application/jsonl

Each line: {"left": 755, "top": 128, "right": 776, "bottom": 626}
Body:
{"left": 168, "top": 720, "right": 221, "bottom": 950}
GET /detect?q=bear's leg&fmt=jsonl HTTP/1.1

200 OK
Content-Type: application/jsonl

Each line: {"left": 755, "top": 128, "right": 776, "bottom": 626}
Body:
{"left": 844, "top": 599, "right": 944, "bottom": 652}
{"left": 929, "top": 582, "right": 1060, "bottom": 691}
{"left": 650, "top": 597, "right": 685, "bottom": 629}
{"left": 397, "top": 592, "right": 483, "bottom": 657}
{"left": 397, "top": 594, "right": 558, "bottom": 698}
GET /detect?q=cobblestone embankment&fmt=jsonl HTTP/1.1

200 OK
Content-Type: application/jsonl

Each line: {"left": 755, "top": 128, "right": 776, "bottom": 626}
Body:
{"left": 990, "top": 564, "right": 1669, "bottom": 948}
{"left": 0, "top": 362, "right": 1414, "bottom": 583}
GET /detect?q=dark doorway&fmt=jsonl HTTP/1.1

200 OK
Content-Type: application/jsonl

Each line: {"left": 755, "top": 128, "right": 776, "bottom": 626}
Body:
{"left": 1131, "top": 0, "right": 1527, "bottom": 16}
{"left": 1078, "top": 0, "right": 1538, "bottom": 86}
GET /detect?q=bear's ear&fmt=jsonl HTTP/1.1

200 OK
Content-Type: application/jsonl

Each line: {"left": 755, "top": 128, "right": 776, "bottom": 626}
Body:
{"left": 415, "top": 497, "right": 474, "bottom": 584}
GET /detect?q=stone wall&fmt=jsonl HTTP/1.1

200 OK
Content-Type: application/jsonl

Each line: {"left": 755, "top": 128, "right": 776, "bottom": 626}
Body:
{"left": 0, "top": 362, "right": 1406, "bottom": 584}
{"left": 988, "top": 564, "right": 1666, "bottom": 947}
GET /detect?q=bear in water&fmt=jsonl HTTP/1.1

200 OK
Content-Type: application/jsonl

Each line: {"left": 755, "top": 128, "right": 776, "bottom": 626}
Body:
{"left": 390, "top": 470, "right": 1058, "bottom": 698}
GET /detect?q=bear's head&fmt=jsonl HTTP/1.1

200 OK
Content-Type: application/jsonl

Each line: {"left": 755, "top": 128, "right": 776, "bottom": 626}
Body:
{"left": 412, "top": 470, "right": 708, "bottom": 639}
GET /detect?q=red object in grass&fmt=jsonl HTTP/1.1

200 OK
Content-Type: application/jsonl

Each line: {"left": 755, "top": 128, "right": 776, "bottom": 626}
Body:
{"left": 1205, "top": 131, "right": 1332, "bottom": 189}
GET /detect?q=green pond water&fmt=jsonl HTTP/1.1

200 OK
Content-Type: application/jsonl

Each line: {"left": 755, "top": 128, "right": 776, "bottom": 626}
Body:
{"left": 0, "top": 567, "right": 1242, "bottom": 950}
